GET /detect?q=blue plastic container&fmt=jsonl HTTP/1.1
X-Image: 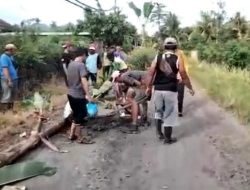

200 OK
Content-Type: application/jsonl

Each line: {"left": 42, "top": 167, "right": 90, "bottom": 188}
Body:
{"left": 86, "top": 102, "right": 98, "bottom": 118}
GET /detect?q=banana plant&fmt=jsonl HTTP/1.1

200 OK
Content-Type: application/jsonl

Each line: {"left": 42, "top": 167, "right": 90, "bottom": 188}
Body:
{"left": 128, "top": 1, "right": 155, "bottom": 45}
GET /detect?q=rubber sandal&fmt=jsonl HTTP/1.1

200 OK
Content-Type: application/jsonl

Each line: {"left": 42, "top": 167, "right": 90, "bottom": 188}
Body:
{"left": 68, "top": 134, "right": 77, "bottom": 141}
{"left": 77, "top": 137, "right": 95, "bottom": 144}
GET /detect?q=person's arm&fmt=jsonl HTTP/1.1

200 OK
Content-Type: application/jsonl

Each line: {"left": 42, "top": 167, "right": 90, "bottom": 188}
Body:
{"left": 146, "top": 56, "right": 157, "bottom": 89}
{"left": 121, "top": 73, "right": 141, "bottom": 86}
{"left": 178, "top": 50, "right": 188, "bottom": 73}
{"left": 81, "top": 77, "right": 92, "bottom": 101}
{"left": 178, "top": 57, "right": 195, "bottom": 95}
{"left": 97, "top": 55, "right": 102, "bottom": 70}
{"left": 1, "top": 56, "right": 12, "bottom": 86}
{"left": 79, "top": 64, "right": 92, "bottom": 101}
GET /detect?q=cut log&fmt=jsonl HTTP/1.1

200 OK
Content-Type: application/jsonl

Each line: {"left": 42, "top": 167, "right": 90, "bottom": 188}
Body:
{"left": 0, "top": 121, "right": 65, "bottom": 168}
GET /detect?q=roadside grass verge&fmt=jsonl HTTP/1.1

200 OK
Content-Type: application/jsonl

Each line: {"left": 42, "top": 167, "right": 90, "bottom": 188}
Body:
{"left": 189, "top": 58, "right": 250, "bottom": 125}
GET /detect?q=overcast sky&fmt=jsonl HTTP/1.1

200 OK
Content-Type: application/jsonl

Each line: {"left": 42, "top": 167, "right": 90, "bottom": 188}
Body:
{"left": 0, "top": 0, "right": 249, "bottom": 35}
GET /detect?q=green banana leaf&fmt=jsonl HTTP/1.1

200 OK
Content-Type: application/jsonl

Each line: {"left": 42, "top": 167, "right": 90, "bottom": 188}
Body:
{"left": 128, "top": 2, "right": 141, "bottom": 18}
{"left": 0, "top": 161, "right": 57, "bottom": 186}
{"left": 143, "top": 2, "right": 154, "bottom": 19}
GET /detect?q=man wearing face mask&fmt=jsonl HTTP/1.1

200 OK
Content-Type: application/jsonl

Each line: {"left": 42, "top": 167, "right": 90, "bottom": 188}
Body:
{"left": 0, "top": 44, "right": 18, "bottom": 110}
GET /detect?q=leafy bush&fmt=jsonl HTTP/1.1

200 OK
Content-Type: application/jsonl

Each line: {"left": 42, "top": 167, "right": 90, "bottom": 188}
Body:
{"left": 128, "top": 47, "right": 156, "bottom": 70}
{"left": 0, "top": 33, "right": 68, "bottom": 98}
{"left": 196, "top": 43, "right": 224, "bottom": 64}
{"left": 196, "top": 40, "right": 250, "bottom": 69}
{"left": 223, "top": 41, "right": 250, "bottom": 69}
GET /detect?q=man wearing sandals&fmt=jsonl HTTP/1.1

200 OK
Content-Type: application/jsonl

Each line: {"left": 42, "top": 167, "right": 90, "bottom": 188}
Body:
{"left": 67, "top": 47, "right": 94, "bottom": 144}
{"left": 111, "top": 70, "right": 148, "bottom": 134}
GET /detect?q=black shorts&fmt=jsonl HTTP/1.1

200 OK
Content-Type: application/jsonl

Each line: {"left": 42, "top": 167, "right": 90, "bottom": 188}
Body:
{"left": 67, "top": 95, "right": 88, "bottom": 125}
{"left": 87, "top": 73, "right": 97, "bottom": 83}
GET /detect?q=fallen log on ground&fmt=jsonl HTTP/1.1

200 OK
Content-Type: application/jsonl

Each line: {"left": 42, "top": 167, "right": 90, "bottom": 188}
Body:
{"left": 0, "top": 120, "right": 65, "bottom": 168}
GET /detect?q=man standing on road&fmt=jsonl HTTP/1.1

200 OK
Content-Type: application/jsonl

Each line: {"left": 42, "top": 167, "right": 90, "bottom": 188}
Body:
{"left": 86, "top": 45, "right": 102, "bottom": 84}
{"left": 0, "top": 44, "right": 18, "bottom": 110}
{"left": 146, "top": 37, "right": 195, "bottom": 144}
{"left": 176, "top": 49, "right": 189, "bottom": 117}
{"left": 67, "top": 47, "right": 93, "bottom": 144}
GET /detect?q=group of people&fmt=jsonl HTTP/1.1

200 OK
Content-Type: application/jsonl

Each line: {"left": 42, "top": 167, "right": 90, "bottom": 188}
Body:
{"left": 62, "top": 37, "right": 194, "bottom": 145}
{"left": 61, "top": 42, "right": 130, "bottom": 143}
{"left": 0, "top": 37, "right": 194, "bottom": 145}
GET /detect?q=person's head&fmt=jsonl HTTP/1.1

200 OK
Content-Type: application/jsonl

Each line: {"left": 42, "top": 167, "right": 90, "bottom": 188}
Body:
{"left": 111, "top": 70, "right": 121, "bottom": 82}
{"left": 107, "top": 49, "right": 115, "bottom": 62}
{"left": 116, "top": 46, "right": 122, "bottom": 52}
{"left": 74, "top": 47, "right": 88, "bottom": 63}
{"left": 5, "top": 44, "right": 17, "bottom": 55}
{"left": 88, "top": 45, "right": 96, "bottom": 55}
{"left": 164, "top": 37, "right": 178, "bottom": 51}
{"left": 62, "top": 41, "right": 73, "bottom": 52}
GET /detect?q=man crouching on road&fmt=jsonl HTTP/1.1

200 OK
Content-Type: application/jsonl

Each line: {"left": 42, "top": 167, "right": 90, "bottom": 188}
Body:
{"left": 111, "top": 70, "right": 149, "bottom": 134}
{"left": 67, "top": 47, "right": 94, "bottom": 144}
{"left": 146, "top": 37, "right": 195, "bottom": 144}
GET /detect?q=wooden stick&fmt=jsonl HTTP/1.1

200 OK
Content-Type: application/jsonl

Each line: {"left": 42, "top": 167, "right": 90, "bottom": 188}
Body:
{"left": 0, "top": 121, "right": 65, "bottom": 168}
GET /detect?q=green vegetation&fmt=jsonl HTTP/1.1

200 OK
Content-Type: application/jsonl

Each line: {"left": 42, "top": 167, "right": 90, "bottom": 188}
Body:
{"left": 189, "top": 58, "right": 250, "bottom": 124}
{"left": 77, "top": 9, "right": 137, "bottom": 49}
{"left": 128, "top": 47, "right": 155, "bottom": 70}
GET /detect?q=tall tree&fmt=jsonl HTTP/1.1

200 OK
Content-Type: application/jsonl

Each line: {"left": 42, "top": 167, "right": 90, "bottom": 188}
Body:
{"left": 128, "top": 1, "right": 154, "bottom": 45}
{"left": 50, "top": 21, "right": 57, "bottom": 30}
{"left": 160, "top": 12, "right": 180, "bottom": 40}
{"left": 230, "top": 12, "right": 248, "bottom": 39}
{"left": 150, "top": 3, "right": 168, "bottom": 32}
{"left": 212, "top": 1, "right": 226, "bottom": 42}
{"left": 197, "top": 11, "right": 216, "bottom": 42}
{"left": 76, "top": 9, "right": 137, "bottom": 46}
{"left": 65, "top": 22, "right": 75, "bottom": 32}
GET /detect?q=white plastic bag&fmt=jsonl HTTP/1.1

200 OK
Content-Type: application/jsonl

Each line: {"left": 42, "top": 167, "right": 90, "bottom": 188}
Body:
{"left": 63, "top": 101, "right": 72, "bottom": 119}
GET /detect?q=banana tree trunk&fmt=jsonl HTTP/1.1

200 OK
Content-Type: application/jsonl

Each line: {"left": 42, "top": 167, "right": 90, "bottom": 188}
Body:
{"left": 142, "top": 24, "right": 146, "bottom": 46}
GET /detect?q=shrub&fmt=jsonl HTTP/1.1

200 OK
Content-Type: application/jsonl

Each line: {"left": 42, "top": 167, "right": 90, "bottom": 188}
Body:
{"left": 196, "top": 40, "right": 250, "bottom": 69}
{"left": 189, "top": 58, "right": 250, "bottom": 124}
{"left": 223, "top": 41, "right": 250, "bottom": 69}
{"left": 128, "top": 47, "right": 156, "bottom": 70}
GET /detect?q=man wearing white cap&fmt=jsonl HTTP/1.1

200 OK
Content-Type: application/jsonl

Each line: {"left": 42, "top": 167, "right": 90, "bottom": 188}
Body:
{"left": 86, "top": 44, "right": 102, "bottom": 83}
{"left": 146, "top": 37, "right": 195, "bottom": 144}
{"left": 0, "top": 44, "right": 18, "bottom": 110}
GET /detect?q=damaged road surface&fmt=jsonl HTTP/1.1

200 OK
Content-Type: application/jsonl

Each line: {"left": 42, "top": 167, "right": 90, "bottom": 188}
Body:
{"left": 17, "top": 90, "right": 250, "bottom": 190}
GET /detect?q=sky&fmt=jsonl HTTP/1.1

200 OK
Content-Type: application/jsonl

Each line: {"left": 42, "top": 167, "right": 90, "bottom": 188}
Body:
{"left": 0, "top": 0, "right": 250, "bottom": 35}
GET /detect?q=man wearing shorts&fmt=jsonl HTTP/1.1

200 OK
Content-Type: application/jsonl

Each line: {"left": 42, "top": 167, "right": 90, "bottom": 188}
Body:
{"left": 67, "top": 47, "right": 93, "bottom": 144}
{"left": 112, "top": 70, "right": 148, "bottom": 133}
{"left": 0, "top": 44, "right": 18, "bottom": 110}
{"left": 146, "top": 37, "right": 195, "bottom": 144}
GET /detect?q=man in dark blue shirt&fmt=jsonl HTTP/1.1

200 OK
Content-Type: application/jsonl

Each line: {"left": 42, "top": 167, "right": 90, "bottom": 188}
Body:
{"left": 0, "top": 44, "right": 18, "bottom": 110}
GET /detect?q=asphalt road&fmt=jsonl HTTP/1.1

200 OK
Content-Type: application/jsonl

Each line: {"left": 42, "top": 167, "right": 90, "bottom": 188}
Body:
{"left": 19, "top": 88, "right": 250, "bottom": 190}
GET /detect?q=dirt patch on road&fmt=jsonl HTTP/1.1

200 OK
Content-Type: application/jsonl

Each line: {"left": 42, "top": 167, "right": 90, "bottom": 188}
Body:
{"left": 0, "top": 92, "right": 68, "bottom": 152}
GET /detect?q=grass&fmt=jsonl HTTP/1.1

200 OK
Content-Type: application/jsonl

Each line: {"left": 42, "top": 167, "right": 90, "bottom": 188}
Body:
{"left": 189, "top": 58, "right": 250, "bottom": 125}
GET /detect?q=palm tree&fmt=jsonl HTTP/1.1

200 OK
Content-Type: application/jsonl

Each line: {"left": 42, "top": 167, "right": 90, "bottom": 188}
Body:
{"left": 197, "top": 11, "right": 216, "bottom": 42}
{"left": 128, "top": 1, "right": 154, "bottom": 45}
{"left": 50, "top": 21, "right": 58, "bottom": 31}
{"left": 160, "top": 12, "right": 180, "bottom": 39}
{"left": 230, "top": 12, "right": 248, "bottom": 39}
{"left": 150, "top": 3, "right": 168, "bottom": 32}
